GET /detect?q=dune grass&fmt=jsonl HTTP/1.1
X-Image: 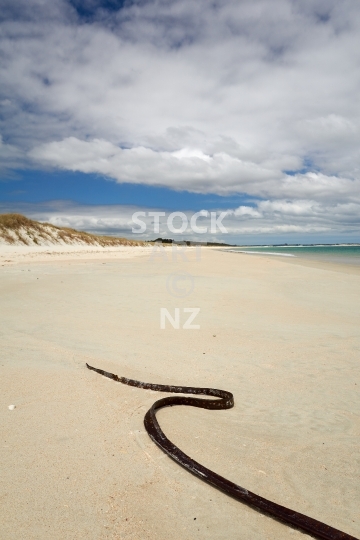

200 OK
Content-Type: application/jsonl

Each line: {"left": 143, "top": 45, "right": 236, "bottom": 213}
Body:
{"left": 0, "top": 213, "right": 146, "bottom": 246}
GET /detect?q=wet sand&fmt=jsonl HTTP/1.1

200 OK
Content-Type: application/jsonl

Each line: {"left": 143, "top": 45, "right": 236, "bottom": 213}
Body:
{"left": 1, "top": 246, "right": 359, "bottom": 539}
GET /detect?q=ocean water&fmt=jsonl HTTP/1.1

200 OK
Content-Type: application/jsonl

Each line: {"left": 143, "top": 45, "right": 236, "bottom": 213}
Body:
{"left": 226, "top": 245, "right": 360, "bottom": 265}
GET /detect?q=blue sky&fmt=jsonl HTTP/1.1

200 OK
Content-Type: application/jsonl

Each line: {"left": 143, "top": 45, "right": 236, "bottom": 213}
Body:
{"left": 1, "top": 0, "right": 360, "bottom": 243}
{"left": 0, "top": 169, "right": 254, "bottom": 210}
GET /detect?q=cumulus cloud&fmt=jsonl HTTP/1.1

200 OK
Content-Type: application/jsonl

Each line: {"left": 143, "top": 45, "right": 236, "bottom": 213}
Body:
{"left": 29, "top": 136, "right": 278, "bottom": 193}
{"left": 1, "top": 198, "right": 359, "bottom": 244}
{"left": 29, "top": 137, "right": 360, "bottom": 203}
{"left": 1, "top": 0, "right": 360, "bottom": 237}
{"left": 226, "top": 199, "right": 360, "bottom": 238}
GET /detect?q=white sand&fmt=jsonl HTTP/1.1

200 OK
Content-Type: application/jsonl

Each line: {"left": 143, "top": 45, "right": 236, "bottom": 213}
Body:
{"left": 1, "top": 246, "right": 359, "bottom": 539}
{"left": 0, "top": 243, "right": 154, "bottom": 264}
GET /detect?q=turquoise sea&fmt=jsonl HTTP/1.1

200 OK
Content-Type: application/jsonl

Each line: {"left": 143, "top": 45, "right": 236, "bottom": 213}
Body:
{"left": 226, "top": 245, "right": 360, "bottom": 265}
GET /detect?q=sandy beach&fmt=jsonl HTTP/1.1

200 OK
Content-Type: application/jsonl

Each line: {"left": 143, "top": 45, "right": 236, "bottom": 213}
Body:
{"left": 1, "top": 245, "right": 359, "bottom": 539}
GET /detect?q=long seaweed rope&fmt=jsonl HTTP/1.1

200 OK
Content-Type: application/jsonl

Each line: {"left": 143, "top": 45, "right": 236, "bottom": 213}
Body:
{"left": 86, "top": 363, "right": 358, "bottom": 540}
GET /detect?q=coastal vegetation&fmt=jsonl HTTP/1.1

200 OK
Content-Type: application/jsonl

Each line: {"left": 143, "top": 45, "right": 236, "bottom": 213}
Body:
{"left": 0, "top": 213, "right": 145, "bottom": 247}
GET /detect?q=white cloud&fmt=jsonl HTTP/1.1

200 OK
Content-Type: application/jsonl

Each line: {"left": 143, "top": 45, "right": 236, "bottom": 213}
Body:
{"left": 1, "top": 198, "right": 359, "bottom": 244}
{"left": 30, "top": 137, "right": 360, "bottom": 203}
{"left": 1, "top": 0, "right": 360, "bottom": 236}
{"left": 224, "top": 198, "right": 360, "bottom": 238}
{"left": 29, "top": 136, "right": 278, "bottom": 193}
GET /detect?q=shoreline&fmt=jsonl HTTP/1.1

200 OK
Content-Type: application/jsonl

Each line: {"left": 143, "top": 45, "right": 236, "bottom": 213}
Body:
{"left": 221, "top": 248, "right": 360, "bottom": 276}
{"left": 2, "top": 242, "right": 360, "bottom": 275}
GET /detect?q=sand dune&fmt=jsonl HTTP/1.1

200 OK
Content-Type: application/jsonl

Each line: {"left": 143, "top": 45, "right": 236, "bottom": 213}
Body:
{"left": 0, "top": 213, "right": 145, "bottom": 247}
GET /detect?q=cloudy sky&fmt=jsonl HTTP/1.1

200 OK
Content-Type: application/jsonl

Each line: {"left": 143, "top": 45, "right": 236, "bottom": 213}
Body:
{"left": 1, "top": 0, "right": 360, "bottom": 243}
